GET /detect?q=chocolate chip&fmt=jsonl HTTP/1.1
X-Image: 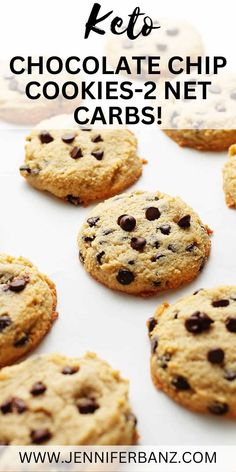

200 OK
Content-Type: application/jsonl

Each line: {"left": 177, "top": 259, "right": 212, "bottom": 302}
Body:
{"left": 14, "top": 334, "right": 29, "bottom": 347}
{"left": 208, "top": 402, "right": 228, "bottom": 415}
{"left": 207, "top": 349, "right": 225, "bottom": 364}
{"left": 118, "top": 215, "right": 136, "bottom": 232}
{"left": 96, "top": 251, "right": 105, "bottom": 265}
{"left": 193, "top": 289, "right": 203, "bottom": 295}
{"left": 131, "top": 237, "right": 146, "bottom": 251}
{"left": 148, "top": 317, "right": 157, "bottom": 333}
{"left": 230, "top": 294, "right": 236, "bottom": 301}
{"left": 83, "top": 236, "right": 95, "bottom": 242}
{"left": 31, "top": 429, "right": 52, "bottom": 444}
{"left": 19, "top": 165, "right": 32, "bottom": 174}
{"left": 168, "top": 244, "right": 177, "bottom": 252}
{"left": 186, "top": 243, "right": 197, "bottom": 252}
{"left": 80, "top": 127, "right": 92, "bottom": 131}
{"left": 145, "top": 207, "right": 161, "bottom": 221}
{"left": 103, "top": 229, "right": 114, "bottom": 236}
{"left": 62, "top": 366, "right": 79, "bottom": 375}
{"left": 70, "top": 146, "right": 83, "bottom": 159}
{"left": 128, "top": 260, "right": 135, "bottom": 265}
{"left": 166, "top": 27, "right": 179, "bottom": 36}
{"left": 151, "top": 254, "right": 165, "bottom": 262}
{"left": 0, "top": 315, "right": 12, "bottom": 332}
{"left": 224, "top": 371, "right": 236, "bottom": 381}
{"left": 62, "top": 133, "right": 76, "bottom": 144}
{"left": 77, "top": 398, "right": 99, "bottom": 414}
{"left": 225, "top": 317, "right": 236, "bottom": 333}
{"left": 91, "top": 150, "right": 104, "bottom": 160}
{"left": 116, "top": 269, "right": 134, "bottom": 285}
{"left": 185, "top": 312, "right": 214, "bottom": 334}
{"left": 30, "top": 382, "right": 47, "bottom": 396}
{"left": 212, "top": 299, "right": 229, "bottom": 307}
{"left": 209, "top": 85, "right": 221, "bottom": 94}
{"left": 160, "top": 224, "right": 171, "bottom": 235}
{"left": 172, "top": 376, "right": 191, "bottom": 391}
{"left": 8, "top": 277, "right": 29, "bottom": 293}
{"left": 151, "top": 336, "right": 158, "bottom": 353}
{"left": 156, "top": 44, "right": 167, "bottom": 51}
{"left": 39, "top": 131, "right": 54, "bottom": 144}
{"left": 177, "top": 215, "right": 191, "bottom": 228}
{"left": 87, "top": 217, "right": 100, "bottom": 227}
{"left": 153, "top": 280, "right": 161, "bottom": 287}
{"left": 91, "top": 135, "right": 103, "bottom": 143}
{"left": 67, "top": 195, "right": 81, "bottom": 205}
{"left": 154, "top": 241, "right": 160, "bottom": 249}
{"left": 230, "top": 91, "right": 236, "bottom": 100}
{"left": 1, "top": 397, "right": 27, "bottom": 414}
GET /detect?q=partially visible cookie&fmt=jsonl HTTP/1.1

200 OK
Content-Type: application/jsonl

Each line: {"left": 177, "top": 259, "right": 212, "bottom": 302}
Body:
{"left": 148, "top": 286, "right": 236, "bottom": 417}
{"left": 0, "top": 352, "right": 138, "bottom": 445}
{"left": 106, "top": 18, "right": 203, "bottom": 81}
{"left": 0, "top": 62, "right": 80, "bottom": 125}
{"left": 20, "top": 117, "right": 143, "bottom": 205}
{"left": 161, "top": 74, "right": 236, "bottom": 151}
{"left": 78, "top": 191, "right": 211, "bottom": 296}
{"left": 223, "top": 145, "right": 236, "bottom": 208}
{"left": 0, "top": 254, "right": 57, "bottom": 368}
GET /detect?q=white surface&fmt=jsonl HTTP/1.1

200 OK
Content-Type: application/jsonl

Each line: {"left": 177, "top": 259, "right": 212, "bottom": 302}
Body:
{"left": 1, "top": 125, "right": 236, "bottom": 445}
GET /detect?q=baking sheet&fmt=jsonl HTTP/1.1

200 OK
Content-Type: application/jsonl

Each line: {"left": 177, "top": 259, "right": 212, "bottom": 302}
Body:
{"left": 1, "top": 124, "right": 236, "bottom": 445}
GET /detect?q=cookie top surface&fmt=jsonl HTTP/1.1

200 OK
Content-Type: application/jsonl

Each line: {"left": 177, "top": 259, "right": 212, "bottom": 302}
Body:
{"left": 223, "top": 145, "right": 236, "bottom": 208}
{"left": 78, "top": 191, "right": 211, "bottom": 295}
{"left": 0, "top": 353, "right": 137, "bottom": 445}
{"left": 20, "top": 119, "right": 142, "bottom": 205}
{"left": 149, "top": 286, "right": 236, "bottom": 417}
{"left": 161, "top": 74, "right": 236, "bottom": 130}
{"left": 106, "top": 18, "right": 203, "bottom": 79}
{"left": 0, "top": 254, "right": 57, "bottom": 368}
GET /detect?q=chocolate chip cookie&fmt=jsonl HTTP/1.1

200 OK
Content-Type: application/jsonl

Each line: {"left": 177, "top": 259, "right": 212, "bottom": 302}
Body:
{"left": 106, "top": 18, "right": 203, "bottom": 81}
{"left": 0, "top": 352, "right": 138, "bottom": 445}
{"left": 148, "top": 286, "right": 236, "bottom": 417}
{"left": 78, "top": 191, "right": 211, "bottom": 296}
{"left": 0, "top": 62, "right": 80, "bottom": 125}
{"left": 0, "top": 254, "right": 57, "bottom": 368}
{"left": 20, "top": 117, "right": 142, "bottom": 205}
{"left": 223, "top": 144, "right": 236, "bottom": 208}
{"left": 162, "top": 74, "right": 236, "bottom": 151}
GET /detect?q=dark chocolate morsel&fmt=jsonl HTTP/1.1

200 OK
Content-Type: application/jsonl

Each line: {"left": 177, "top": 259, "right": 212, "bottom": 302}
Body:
{"left": 67, "top": 195, "right": 81, "bottom": 205}
{"left": 224, "top": 371, "right": 236, "bottom": 381}
{"left": 70, "top": 146, "right": 83, "bottom": 159}
{"left": 62, "top": 366, "right": 79, "bottom": 375}
{"left": 96, "top": 251, "right": 105, "bottom": 265}
{"left": 151, "top": 336, "right": 158, "bottom": 353}
{"left": 118, "top": 215, "right": 136, "bottom": 232}
{"left": 77, "top": 398, "right": 99, "bottom": 414}
{"left": 172, "top": 376, "right": 191, "bottom": 391}
{"left": 91, "top": 150, "right": 104, "bottom": 160}
{"left": 39, "top": 131, "right": 54, "bottom": 144}
{"left": 0, "top": 397, "right": 27, "bottom": 414}
{"left": 30, "top": 382, "right": 47, "bottom": 396}
{"left": 145, "top": 207, "right": 161, "bottom": 221}
{"left": 14, "top": 334, "right": 29, "bottom": 347}
{"left": 185, "top": 312, "right": 214, "bottom": 334}
{"left": 207, "top": 349, "right": 225, "bottom": 364}
{"left": 87, "top": 217, "right": 100, "bottom": 227}
{"left": 208, "top": 402, "right": 228, "bottom": 415}
{"left": 91, "top": 135, "right": 103, "bottom": 143}
{"left": 177, "top": 215, "right": 191, "bottom": 228}
{"left": 225, "top": 317, "right": 236, "bottom": 333}
{"left": 31, "top": 429, "right": 52, "bottom": 444}
{"left": 131, "top": 237, "right": 146, "bottom": 251}
{"left": 116, "top": 269, "right": 134, "bottom": 285}
{"left": 61, "top": 133, "right": 76, "bottom": 144}
{"left": 212, "top": 299, "right": 229, "bottom": 308}
{"left": 0, "top": 315, "right": 12, "bottom": 332}
{"left": 160, "top": 224, "right": 171, "bottom": 235}
{"left": 147, "top": 317, "right": 157, "bottom": 333}
{"left": 8, "top": 277, "right": 29, "bottom": 293}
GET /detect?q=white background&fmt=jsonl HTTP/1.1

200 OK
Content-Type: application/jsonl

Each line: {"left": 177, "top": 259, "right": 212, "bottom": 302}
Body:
{"left": 0, "top": 0, "right": 236, "bottom": 447}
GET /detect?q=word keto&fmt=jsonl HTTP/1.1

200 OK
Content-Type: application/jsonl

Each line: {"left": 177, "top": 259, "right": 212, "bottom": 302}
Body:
{"left": 84, "top": 4, "right": 160, "bottom": 39}
{"left": 10, "top": 55, "right": 227, "bottom": 77}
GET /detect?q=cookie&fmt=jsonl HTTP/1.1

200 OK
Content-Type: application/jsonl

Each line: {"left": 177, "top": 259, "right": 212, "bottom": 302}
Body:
{"left": 148, "top": 286, "right": 236, "bottom": 417}
{"left": 0, "top": 352, "right": 138, "bottom": 445}
{"left": 223, "top": 144, "right": 236, "bottom": 208}
{"left": 106, "top": 19, "right": 203, "bottom": 81}
{"left": 0, "top": 254, "right": 57, "bottom": 368}
{"left": 20, "top": 117, "right": 143, "bottom": 205}
{"left": 162, "top": 74, "right": 236, "bottom": 151}
{"left": 0, "top": 63, "right": 80, "bottom": 125}
{"left": 78, "top": 191, "right": 211, "bottom": 296}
